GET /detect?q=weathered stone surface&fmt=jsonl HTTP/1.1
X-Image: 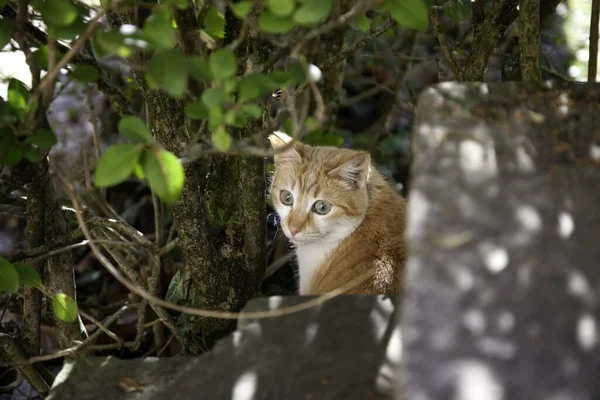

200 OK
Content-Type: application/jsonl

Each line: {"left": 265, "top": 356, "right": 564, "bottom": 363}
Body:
{"left": 48, "top": 295, "right": 400, "bottom": 399}
{"left": 400, "top": 82, "right": 600, "bottom": 400}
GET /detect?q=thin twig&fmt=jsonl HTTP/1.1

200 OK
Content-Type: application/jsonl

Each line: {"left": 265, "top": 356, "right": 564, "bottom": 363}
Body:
{"left": 589, "top": 0, "right": 600, "bottom": 82}
{"left": 34, "top": 0, "right": 126, "bottom": 100}
{"left": 431, "top": 6, "right": 461, "bottom": 77}
{"left": 61, "top": 178, "right": 377, "bottom": 320}
{"left": 319, "top": 17, "right": 397, "bottom": 70}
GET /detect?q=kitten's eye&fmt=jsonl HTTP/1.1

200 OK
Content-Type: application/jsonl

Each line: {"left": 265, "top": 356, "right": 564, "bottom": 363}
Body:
{"left": 312, "top": 200, "right": 331, "bottom": 215}
{"left": 280, "top": 190, "right": 294, "bottom": 205}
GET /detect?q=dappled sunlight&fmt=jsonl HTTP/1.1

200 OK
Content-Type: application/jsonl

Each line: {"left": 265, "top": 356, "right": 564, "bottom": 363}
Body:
{"left": 303, "top": 322, "right": 319, "bottom": 347}
{"left": 268, "top": 296, "right": 283, "bottom": 310}
{"left": 231, "top": 370, "right": 258, "bottom": 400}
{"left": 420, "top": 123, "right": 450, "bottom": 148}
{"left": 459, "top": 138, "right": 498, "bottom": 184}
{"left": 557, "top": 92, "right": 571, "bottom": 116}
{"left": 375, "top": 326, "right": 402, "bottom": 394}
{"left": 462, "top": 309, "right": 486, "bottom": 336}
{"left": 369, "top": 296, "right": 394, "bottom": 342}
{"left": 453, "top": 360, "right": 505, "bottom": 400}
{"left": 495, "top": 310, "right": 515, "bottom": 334}
{"left": 589, "top": 141, "right": 600, "bottom": 162}
{"left": 474, "top": 337, "right": 517, "bottom": 360}
{"left": 576, "top": 314, "right": 598, "bottom": 352}
{"left": 515, "top": 205, "right": 542, "bottom": 232}
{"left": 478, "top": 243, "right": 509, "bottom": 274}
{"left": 405, "top": 190, "right": 430, "bottom": 239}
{"left": 515, "top": 147, "right": 536, "bottom": 173}
{"left": 567, "top": 270, "right": 591, "bottom": 300}
{"left": 557, "top": 212, "right": 575, "bottom": 239}
{"left": 450, "top": 265, "right": 475, "bottom": 292}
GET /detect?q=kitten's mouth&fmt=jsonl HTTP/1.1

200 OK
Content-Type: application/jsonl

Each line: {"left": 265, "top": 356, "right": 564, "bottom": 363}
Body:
{"left": 287, "top": 234, "right": 322, "bottom": 245}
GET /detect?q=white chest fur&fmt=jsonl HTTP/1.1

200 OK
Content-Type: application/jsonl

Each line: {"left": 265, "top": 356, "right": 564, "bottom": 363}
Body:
{"left": 295, "top": 240, "right": 340, "bottom": 294}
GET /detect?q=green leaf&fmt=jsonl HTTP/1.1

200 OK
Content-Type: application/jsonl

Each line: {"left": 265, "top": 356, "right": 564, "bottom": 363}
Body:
{"left": 22, "top": 145, "right": 42, "bottom": 163}
{"left": 33, "top": 44, "right": 49, "bottom": 64}
{"left": 390, "top": 0, "right": 429, "bottom": 31}
{"left": 52, "top": 293, "right": 78, "bottom": 322}
{"left": 354, "top": 15, "right": 370, "bottom": 32}
{"left": 209, "top": 48, "right": 237, "bottom": 80}
{"left": 133, "top": 163, "right": 145, "bottom": 179}
{"left": 13, "top": 263, "right": 43, "bottom": 289}
{"left": 94, "top": 144, "right": 142, "bottom": 187}
{"left": 7, "top": 78, "right": 29, "bottom": 119}
{"left": 71, "top": 65, "right": 99, "bottom": 82}
{"left": 185, "top": 99, "right": 209, "bottom": 120}
{"left": 447, "top": 0, "right": 471, "bottom": 21}
{"left": 187, "top": 56, "right": 213, "bottom": 82}
{"left": 259, "top": 11, "right": 295, "bottom": 33}
{"left": 0, "top": 142, "right": 23, "bottom": 167}
{"left": 203, "top": 6, "right": 225, "bottom": 39}
{"left": 268, "top": 0, "right": 295, "bottom": 17}
{"left": 231, "top": 1, "right": 253, "bottom": 18}
{"left": 166, "top": 269, "right": 189, "bottom": 303}
{"left": 0, "top": 258, "right": 19, "bottom": 294}
{"left": 201, "top": 88, "right": 234, "bottom": 109}
{"left": 37, "top": 0, "right": 78, "bottom": 28}
{"left": 271, "top": 62, "right": 307, "bottom": 85}
{"left": 25, "top": 130, "right": 57, "bottom": 148}
{"left": 162, "top": 0, "right": 187, "bottom": 9}
{"left": 141, "top": 148, "right": 185, "bottom": 204}
{"left": 212, "top": 126, "right": 232, "bottom": 152}
{"left": 146, "top": 50, "right": 188, "bottom": 97}
{"left": 118, "top": 116, "right": 153, "bottom": 143}
{"left": 222, "top": 76, "right": 239, "bottom": 93}
{"left": 207, "top": 108, "right": 225, "bottom": 131}
{"left": 293, "top": 0, "right": 332, "bottom": 25}
{"left": 238, "top": 73, "right": 277, "bottom": 103}
{"left": 0, "top": 18, "right": 12, "bottom": 49}
{"left": 241, "top": 104, "right": 263, "bottom": 118}
{"left": 224, "top": 109, "right": 247, "bottom": 128}
{"left": 144, "top": 8, "right": 176, "bottom": 49}
{"left": 92, "top": 29, "right": 137, "bottom": 58}
{"left": 49, "top": 15, "right": 86, "bottom": 40}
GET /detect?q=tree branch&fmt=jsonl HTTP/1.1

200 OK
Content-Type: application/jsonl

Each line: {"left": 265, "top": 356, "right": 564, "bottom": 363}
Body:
{"left": 431, "top": 7, "right": 460, "bottom": 77}
{"left": 0, "top": 334, "right": 51, "bottom": 394}
{"left": 459, "top": 0, "right": 519, "bottom": 81}
{"left": 519, "top": 0, "right": 542, "bottom": 83}
{"left": 318, "top": 16, "right": 397, "bottom": 71}
{"left": 590, "top": 0, "right": 600, "bottom": 82}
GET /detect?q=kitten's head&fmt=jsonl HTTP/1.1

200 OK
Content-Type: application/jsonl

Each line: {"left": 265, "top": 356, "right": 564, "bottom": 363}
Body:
{"left": 268, "top": 131, "right": 371, "bottom": 246}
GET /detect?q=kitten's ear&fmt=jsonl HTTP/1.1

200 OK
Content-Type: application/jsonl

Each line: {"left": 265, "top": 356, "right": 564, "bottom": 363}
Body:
{"left": 329, "top": 152, "right": 371, "bottom": 189}
{"left": 268, "top": 131, "right": 301, "bottom": 165}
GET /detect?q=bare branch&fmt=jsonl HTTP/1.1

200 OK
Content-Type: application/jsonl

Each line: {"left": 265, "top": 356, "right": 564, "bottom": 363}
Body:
{"left": 318, "top": 17, "right": 397, "bottom": 71}
{"left": 0, "top": 334, "right": 51, "bottom": 393}
{"left": 431, "top": 7, "right": 460, "bottom": 77}
{"left": 61, "top": 178, "right": 378, "bottom": 320}
{"left": 590, "top": 0, "right": 600, "bottom": 82}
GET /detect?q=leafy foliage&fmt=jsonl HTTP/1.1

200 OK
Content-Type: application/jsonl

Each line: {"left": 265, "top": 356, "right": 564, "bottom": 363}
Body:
{"left": 0, "top": 258, "right": 19, "bottom": 294}
{"left": 52, "top": 293, "right": 79, "bottom": 322}
{"left": 13, "top": 263, "right": 44, "bottom": 289}
{"left": 140, "top": 148, "right": 185, "bottom": 204}
{"left": 118, "top": 116, "right": 154, "bottom": 143}
{"left": 94, "top": 144, "right": 143, "bottom": 187}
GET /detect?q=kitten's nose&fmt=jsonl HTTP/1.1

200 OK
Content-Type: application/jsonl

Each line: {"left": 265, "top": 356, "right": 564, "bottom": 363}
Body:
{"left": 289, "top": 226, "right": 300, "bottom": 236}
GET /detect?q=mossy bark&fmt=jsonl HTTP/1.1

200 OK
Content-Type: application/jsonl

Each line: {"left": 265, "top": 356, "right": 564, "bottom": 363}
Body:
{"left": 112, "top": 2, "right": 268, "bottom": 353}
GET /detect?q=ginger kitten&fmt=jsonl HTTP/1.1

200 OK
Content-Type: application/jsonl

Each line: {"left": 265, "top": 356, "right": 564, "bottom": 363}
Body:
{"left": 268, "top": 131, "right": 406, "bottom": 295}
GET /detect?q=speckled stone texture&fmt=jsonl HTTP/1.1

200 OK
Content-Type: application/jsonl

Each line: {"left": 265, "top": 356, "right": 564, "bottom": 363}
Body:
{"left": 47, "top": 295, "right": 400, "bottom": 400}
{"left": 400, "top": 82, "right": 600, "bottom": 400}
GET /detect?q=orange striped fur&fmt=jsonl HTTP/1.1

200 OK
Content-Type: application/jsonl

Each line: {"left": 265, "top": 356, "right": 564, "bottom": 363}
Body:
{"left": 268, "top": 131, "right": 406, "bottom": 295}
